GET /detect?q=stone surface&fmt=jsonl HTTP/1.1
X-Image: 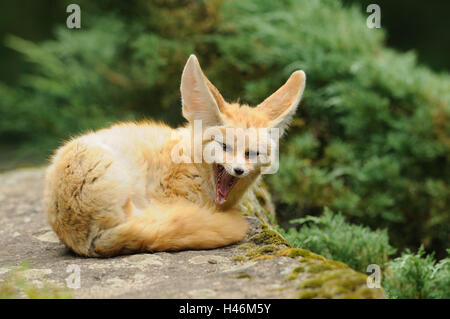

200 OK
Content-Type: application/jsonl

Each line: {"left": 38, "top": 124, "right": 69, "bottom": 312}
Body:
{"left": 0, "top": 167, "right": 385, "bottom": 299}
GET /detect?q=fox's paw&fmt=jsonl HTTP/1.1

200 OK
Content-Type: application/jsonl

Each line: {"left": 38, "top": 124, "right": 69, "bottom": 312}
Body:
{"left": 232, "top": 216, "right": 249, "bottom": 242}
{"left": 216, "top": 211, "right": 249, "bottom": 244}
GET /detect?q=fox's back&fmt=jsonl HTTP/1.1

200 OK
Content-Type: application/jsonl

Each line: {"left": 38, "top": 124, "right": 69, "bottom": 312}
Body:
{"left": 43, "top": 121, "right": 180, "bottom": 254}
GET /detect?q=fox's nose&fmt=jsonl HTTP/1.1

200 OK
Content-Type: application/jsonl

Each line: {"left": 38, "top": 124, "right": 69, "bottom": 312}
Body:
{"left": 234, "top": 168, "right": 244, "bottom": 176}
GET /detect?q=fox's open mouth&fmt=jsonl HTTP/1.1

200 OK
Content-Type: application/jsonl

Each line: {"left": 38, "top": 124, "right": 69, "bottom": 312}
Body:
{"left": 214, "top": 164, "right": 239, "bottom": 205}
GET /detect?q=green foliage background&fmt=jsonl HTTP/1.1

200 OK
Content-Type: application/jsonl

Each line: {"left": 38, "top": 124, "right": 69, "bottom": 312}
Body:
{"left": 383, "top": 247, "right": 450, "bottom": 299}
{"left": 0, "top": 0, "right": 449, "bottom": 296}
{"left": 280, "top": 208, "right": 396, "bottom": 273}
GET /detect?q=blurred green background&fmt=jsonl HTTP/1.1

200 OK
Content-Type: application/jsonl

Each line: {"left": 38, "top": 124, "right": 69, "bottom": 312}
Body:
{"left": 0, "top": 0, "right": 449, "bottom": 298}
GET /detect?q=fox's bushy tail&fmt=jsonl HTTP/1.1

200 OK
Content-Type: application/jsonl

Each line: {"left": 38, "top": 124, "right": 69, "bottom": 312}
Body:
{"left": 89, "top": 200, "right": 248, "bottom": 257}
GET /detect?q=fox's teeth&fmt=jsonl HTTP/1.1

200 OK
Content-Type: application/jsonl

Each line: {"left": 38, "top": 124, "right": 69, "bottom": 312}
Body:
{"left": 218, "top": 166, "right": 225, "bottom": 180}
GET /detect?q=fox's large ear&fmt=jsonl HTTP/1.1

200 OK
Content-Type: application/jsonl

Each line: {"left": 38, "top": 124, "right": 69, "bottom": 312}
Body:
{"left": 257, "top": 70, "right": 306, "bottom": 135}
{"left": 180, "top": 55, "right": 226, "bottom": 127}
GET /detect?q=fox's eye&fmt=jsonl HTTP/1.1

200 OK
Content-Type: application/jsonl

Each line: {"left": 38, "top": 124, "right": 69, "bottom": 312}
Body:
{"left": 245, "top": 151, "right": 259, "bottom": 158}
{"left": 222, "top": 143, "right": 228, "bottom": 152}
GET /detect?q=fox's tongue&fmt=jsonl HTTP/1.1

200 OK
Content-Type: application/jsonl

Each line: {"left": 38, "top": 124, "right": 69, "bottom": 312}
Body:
{"left": 216, "top": 173, "right": 234, "bottom": 205}
{"left": 215, "top": 166, "right": 238, "bottom": 205}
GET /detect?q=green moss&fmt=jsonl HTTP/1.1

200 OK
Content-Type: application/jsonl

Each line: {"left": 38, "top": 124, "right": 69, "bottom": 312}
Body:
{"left": 0, "top": 281, "right": 18, "bottom": 298}
{"left": 251, "top": 255, "right": 276, "bottom": 261}
{"left": 357, "top": 287, "right": 383, "bottom": 299}
{"left": 232, "top": 255, "right": 246, "bottom": 261}
{"left": 253, "top": 181, "right": 277, "bottom": 223}
{"left": 297, "top": 290, "right": 319, "bottom": 299}
{"left": 293, "top": 265, "right": 305, "bottom": 273}
{"left": 299, "top": 277, "right": 325, "bottom": 289}
{"left": 23, "top": 286, "right": 73, "bottom": 299}
{"left": 230, "top": 273, "right": 252, "bottom": 279}
{"left": 236, "top": 243, "right": 256, "bottom": 251}
{"left": 322, "top": 259, "right": 348, "bottom": 269}
{"left": 294, "top": 269, "right": 384, "bottom": 299}
{"left": 235, "top": 243, "right": 283, "bottom": 262}
{"left": 285, "top": 272, "right": 300, "bottom": 281}
{"left": 300, "top": 259, "right": 346, "bottom": 274}
{"left": 276, "top": 248, "right": 325, "bottom": 261}
{"left": 305, "top": 263, "right": 333, "bottom": 273}
{"left": 245, "top": 244, "right": 279, "bottom": 258}
{"left": 267, "top": 286, "right": 287, "bottom": 293}
{"left": 0, "top": 263, "right": 72, "bottom": 299}
{"left": 276, "top": 249, "right": 385, "bottom": 299}
{"left": 250, "top": 226, "right": 290, "bottom": 247}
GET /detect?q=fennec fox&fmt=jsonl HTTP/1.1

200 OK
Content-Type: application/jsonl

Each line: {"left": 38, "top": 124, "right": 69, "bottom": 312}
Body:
{"left": 44, "top": 55, "right": 306, "bottom": 257}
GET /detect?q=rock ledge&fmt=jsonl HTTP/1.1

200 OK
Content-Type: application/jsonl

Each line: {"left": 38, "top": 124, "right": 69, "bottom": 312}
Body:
{"left": 0, "top": 168, "right": 385, "bottom": 298}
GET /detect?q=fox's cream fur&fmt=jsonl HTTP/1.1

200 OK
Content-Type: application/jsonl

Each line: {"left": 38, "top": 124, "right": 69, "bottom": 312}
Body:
{"left": 44, "top": 55, "right": 306, "bottom": 257}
